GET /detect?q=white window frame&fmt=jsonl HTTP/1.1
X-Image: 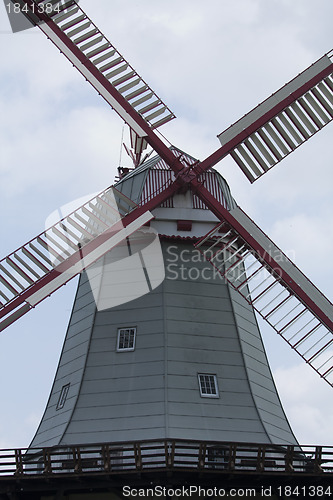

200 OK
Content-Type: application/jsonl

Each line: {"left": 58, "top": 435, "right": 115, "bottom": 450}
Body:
{"left": 198, "top": 374, "right": 219, "bottom": 398}
{"left": 117, "top": 327, "right": 137, "bottom": 352}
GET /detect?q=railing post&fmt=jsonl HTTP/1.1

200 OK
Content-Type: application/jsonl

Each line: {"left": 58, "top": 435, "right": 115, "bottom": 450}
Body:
{"left": 72, "top": 446, "right": 82, "bottom": 473}
{"left": 198, "top": 443, "right": 207, "bottom": 470}
{"left": 43, "top": 448, "right": 52, "bottom": 474}
{"left": 14, "top": 449, "right": 24, "bottom": 476}
{"left": 314, "top": 446, "right": 323, "bottom": 473}
{"left": 101, "top": 444, "right": 111, "bottom": 472}
{"left": 256, "top": 446, "right": 266, "bottom": 472}
{"left": 285, "top": 446, "right": 294, "bottom": 473}
{"left": 228, "top": 444, "right": 237, "bottom": 471}
{"left": 165, "top": 440, "right": 175, "bottom": 469}
{"left": 134, "top": 443, "right": 142, "bottom": 471}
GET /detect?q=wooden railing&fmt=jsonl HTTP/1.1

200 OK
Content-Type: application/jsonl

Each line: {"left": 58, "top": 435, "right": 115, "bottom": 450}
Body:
{"left": 0, "top": 440, "right": 332, "bottom": 478}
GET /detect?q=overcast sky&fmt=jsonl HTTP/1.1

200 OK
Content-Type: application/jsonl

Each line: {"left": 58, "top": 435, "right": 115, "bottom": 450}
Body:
{"left": 0, "top": 0, "right": 332, "bottom": 449}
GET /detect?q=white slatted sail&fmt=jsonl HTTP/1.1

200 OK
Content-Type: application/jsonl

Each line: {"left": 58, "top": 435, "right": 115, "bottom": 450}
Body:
{"left": 0, "top": 187, "right": 153, "bottom": 331}
{"left": 22, "top": 0, "right": 175, "bottom": 135}
{"left": 218, "top": 52, "right": 333, "bottom": 182}
{"left": 195, "top": 207, "right": 333, "bottom": 386}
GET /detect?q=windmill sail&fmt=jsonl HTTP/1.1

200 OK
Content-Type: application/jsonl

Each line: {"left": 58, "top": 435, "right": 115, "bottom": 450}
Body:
{"left": 179, "top": 50, "right": 333, "bottom": 184}
{"left": 16, "top": 0, "right": 175, "bottom": 136}
{"left": 195, "top": 206, "right": 333, "bottom": 385}
{"left": 215, "top": 51, "right": 333, "bottom": 182}
{"left": 0, "top": 187, "right": 153, "bottom": 332}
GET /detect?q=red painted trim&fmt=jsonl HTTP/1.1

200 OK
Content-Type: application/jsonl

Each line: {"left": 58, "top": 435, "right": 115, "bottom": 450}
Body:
{"left": 192, "top": 182, "right": 333, "bottom": 334}
{"left": 293, "top": 322, "right": 321, "bottom": 348}
{"left": 6, "top": 2, "right": 333, "bottom": 340}
{"left": 177, "top": 220, "right": 192, "bottom": 231}
{"left": 308, "top": 338, "right": 333, "bottom": 363}
{"left": 23, "top": 3, "right": 333, "bottom": 189}
{"left": 21, "top": 1, "right": 184, "bottom": 176}
{"left": 195, "top": 62, "right": 333, "bottom": 174}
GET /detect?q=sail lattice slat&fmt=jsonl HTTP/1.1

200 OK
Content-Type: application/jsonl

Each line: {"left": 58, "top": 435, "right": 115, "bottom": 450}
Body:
{"left": 195, "top": 213, "right": 333, "bottom": 385}
{"left": 0, "top": 186, "right": 152, "bottom": 332}
{"left": 29, "top": 0, "right": 175, "bottom": 131}
{"left": 218, "top": 52, "right": 333, "bottom": 182}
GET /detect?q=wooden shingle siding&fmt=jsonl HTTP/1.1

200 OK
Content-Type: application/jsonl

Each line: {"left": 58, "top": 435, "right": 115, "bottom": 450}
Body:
{"left": 228, "top": 285, "right": 297, "bottom": 443}
{"left": 30, "top": 238, "right": 298, "bottom": 448}
{"left": 29, "top": 274, "right": 97, "bottom": 448}
{"left": 29, "top": 160, "right": 298, "bottom": 449}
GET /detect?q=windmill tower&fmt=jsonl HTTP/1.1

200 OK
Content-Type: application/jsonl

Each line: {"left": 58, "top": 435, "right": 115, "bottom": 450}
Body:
{"left": 28, "top": 147, "right": 299, "bottom": 448}
{"left": 1, "top": 0, "right": 333, "bottom": 496}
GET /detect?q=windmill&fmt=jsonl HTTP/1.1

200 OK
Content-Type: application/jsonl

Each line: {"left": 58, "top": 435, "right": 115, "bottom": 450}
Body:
{"left": 1, "top": 0, "right": 333, "bottom": 454}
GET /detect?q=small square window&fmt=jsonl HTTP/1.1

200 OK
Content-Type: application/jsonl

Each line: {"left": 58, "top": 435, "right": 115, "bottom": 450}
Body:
{"left": 117, "top": 327, "right": 136, "bottom": 351}
{"left": 56, "top": 383, "right": 70, "bottom": 410}
{"left": 198, "top": 374, "right": 219, "bottom": 398}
